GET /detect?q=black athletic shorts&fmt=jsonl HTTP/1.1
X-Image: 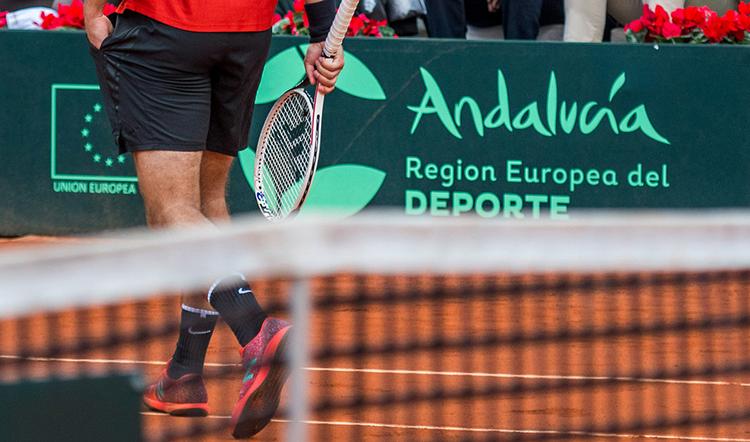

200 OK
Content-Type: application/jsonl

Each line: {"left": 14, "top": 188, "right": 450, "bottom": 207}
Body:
{"left": 89, "top": 11, "right": 272, "bottom": 157}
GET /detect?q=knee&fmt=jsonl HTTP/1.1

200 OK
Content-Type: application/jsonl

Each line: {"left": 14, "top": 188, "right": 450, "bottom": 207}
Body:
{"left": 144, "top": 200, "right": 204, "bottom": 228}
{"left": 199, "top": 180, "right": 230, "bottom": 221}
{"left": 200, "top": 196, "right": 230, "bottom": 223}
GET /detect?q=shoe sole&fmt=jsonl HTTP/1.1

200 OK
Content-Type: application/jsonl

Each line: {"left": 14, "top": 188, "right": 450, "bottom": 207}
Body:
{"left": 231, "top": 325, "right": 291, "bottom": 439}
{"left": 143, "top": 395, "right": 209, "bottom": 417}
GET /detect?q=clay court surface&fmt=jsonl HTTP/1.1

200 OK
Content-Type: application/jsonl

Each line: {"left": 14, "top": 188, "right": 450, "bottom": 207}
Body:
{"left": 2, "top": 236, "right": 750, "bottom": 441}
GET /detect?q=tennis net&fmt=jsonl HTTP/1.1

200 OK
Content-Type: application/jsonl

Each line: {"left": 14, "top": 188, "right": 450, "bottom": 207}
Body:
{"left": 1, "top": 211, "right": 750, "bottom": 441}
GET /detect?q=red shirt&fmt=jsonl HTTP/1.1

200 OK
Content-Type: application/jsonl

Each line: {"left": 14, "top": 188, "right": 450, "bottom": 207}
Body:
{"left": 116, "top": 0, "right": 278, "bottom": 32}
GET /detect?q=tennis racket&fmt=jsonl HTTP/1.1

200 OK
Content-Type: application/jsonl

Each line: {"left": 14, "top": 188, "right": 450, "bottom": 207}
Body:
{"left": 254, "top": 0, "right": 360, "bottom": 222}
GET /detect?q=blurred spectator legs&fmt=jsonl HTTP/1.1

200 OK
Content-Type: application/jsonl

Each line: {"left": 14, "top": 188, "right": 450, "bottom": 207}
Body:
{"left": 424, "top": 0, "right": 466, "bottom": 38}
{"left": 465, "top": 0, "right": 502, "bottom": 39}
{"left": 503, "top": 0, "right": 564, "bottom": 40}
{"left": 503, "top": 0, "right": 543, "bottom": 39}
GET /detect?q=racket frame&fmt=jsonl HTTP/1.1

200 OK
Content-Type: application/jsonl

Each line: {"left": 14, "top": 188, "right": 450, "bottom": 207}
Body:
{"left": 253, "top": 0, "right": 358, "bottom": 221}
{"left": 254, "top": 79, "right": 324, "bottom": 221}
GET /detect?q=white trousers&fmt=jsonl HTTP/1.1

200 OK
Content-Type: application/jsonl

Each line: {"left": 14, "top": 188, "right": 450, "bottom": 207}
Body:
{"left": 563, "top": 0, "right": 686, "bottom": 42}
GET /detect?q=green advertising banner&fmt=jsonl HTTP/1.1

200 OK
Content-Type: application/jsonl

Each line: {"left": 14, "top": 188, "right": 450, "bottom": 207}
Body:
{"left": 2, "top": 31, "right": 750, "bottom": 235}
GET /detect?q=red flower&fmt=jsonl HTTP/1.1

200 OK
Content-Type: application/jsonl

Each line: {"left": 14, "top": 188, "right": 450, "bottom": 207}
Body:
{"left": 661, "top": 21, "right": 682, "bottom": 39}
{"left": 347, "top": 14, "right": 365, "bottom": 36}
{"left": 282, "top": 10, "right": 297, "bottom": 35}
{"left": 641, "top": 4, "right": 656, "bottom": 23}
{"left": 290, "top": 0, "right": 309, "bottom": 28}
{"left": 360, "top": 17, "right": 388, "bottom": 37}
{"left": 720, "top": 9, "right": 748, "bottom": 41}
{"left": 624, "top": 18, "right": 644, "bottom": 33}
{"left": 0, "top": 11, "right": 7, "bottom": 28}
{"left": 653, "top": 5, "right": 670, "bottom": 24}
{"left": 270, "top": 5, "right": 394, "bottom": 38}
{"left": 670, "top": 7, "right": 701, "bottom": 32}
{"left": 738, "top": 12, "right": 750, "bottom": 32}
{"left": 645, "top": 5, "right": 670, "bottom": 35}
{"left": 700, "top": 11, "right": 729, "bottom": 42}
{"left": 364, "top": 24, "right": 380, "bottom": 37}
{"left": 632, "top": 5, "right": 654, "bottom": 39}
{"left": 39, "top": 11, "right": 63, "bottom": 30}
{"left": 626, "top": 3, "right": 750, "bottom": 44}
{"left": 38, "top": 0, "right": 115, "bottom": 30}
{"left": 670, "top": 8, "right": 685, "bottom": 26}
{"left": 681, "top": 6, "right": 711, "bottom": 28}
{"left": 58, "top": 0, "right": 85, "bottom": 28}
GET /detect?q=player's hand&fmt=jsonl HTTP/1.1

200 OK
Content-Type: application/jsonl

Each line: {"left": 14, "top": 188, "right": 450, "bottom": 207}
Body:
{"left": 304, "top": 42, "right": 345, "bottom": 95}
{"left": 84, "top": 8, "right": 113, "bottom": 50}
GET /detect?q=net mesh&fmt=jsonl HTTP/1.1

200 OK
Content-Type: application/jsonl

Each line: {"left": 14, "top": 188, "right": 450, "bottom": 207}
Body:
{"left": 256, "top": 90, "right": 314, "bottom": 220}
{"left": 2, "top": 212, "right": 750, "bottom": 441}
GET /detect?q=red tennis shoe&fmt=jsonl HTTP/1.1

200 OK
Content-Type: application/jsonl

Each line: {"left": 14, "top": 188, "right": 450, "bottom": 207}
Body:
{"left": 143, "top": 362, "right": 209, "bottom": 417}
{"left": 231, "top": 317, "right": 292, "bottom": 438}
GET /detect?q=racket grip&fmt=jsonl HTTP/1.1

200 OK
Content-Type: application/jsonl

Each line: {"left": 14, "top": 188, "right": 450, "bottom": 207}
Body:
{"left": 323, "top": 0, "right": 360, "bottom": 58}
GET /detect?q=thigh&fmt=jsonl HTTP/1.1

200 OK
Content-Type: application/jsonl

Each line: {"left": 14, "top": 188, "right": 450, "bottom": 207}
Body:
{"left": 564, "top": 0, "right": 607, "bottom": 41}
{"left": 95, "top": 11, "right": 214, "bottom": 154}
{"left": 134, "top": 150, "right": 202, "bottom": 210}
{"left": 206, "top": 30, "right": 272, "bottom": 157}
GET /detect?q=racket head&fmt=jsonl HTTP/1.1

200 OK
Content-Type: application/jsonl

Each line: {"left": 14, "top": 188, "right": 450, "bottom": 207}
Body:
{"left": 254, "top": 84, "right": 322, "bottom": 222}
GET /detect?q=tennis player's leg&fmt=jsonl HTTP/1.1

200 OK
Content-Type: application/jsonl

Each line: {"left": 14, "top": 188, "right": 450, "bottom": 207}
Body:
{"left": 133, "top": 151, "right": 220, "bottom": 415}
{"left": 85, "top": 11, "right": 254, "bottom": 418}
{"left": 198, "top": 28, "right": 292, "bottom": 438}
{"left": 200, "top": 156, "right": 289, "bottom": 437}
{"left": 199, "top": 151, "right": 234, "bottom": 223}
{"left": 134, "top": 151, "right": 206, "bottom": 228}
{"left": 198, "top": 151, "right": 272, "bottom": 358}
{"left": 135, "top": 149, "right": 271, "bottom": 418}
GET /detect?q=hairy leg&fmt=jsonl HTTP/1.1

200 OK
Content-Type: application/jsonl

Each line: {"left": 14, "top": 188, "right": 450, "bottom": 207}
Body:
{"left": 134, "top": 150, "right": 213, "bottom": 311}
{"left": 199, "top": 151, "right": 235, "bottom": 223}
{"left": 199, "top": 151, "right": 269, "bottom": 345}
{"left": 134, "top": 150, "right": 208, "bottom": 228}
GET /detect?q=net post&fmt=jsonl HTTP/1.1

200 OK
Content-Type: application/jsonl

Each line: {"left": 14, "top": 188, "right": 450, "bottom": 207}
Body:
{"left": 288, "top": 277, "right": 311, "bottom": 442}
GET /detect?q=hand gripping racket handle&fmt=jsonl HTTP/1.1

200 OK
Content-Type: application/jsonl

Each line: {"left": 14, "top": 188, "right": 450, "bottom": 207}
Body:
{"left": 323, "top": 0, "right": 360, "bottom": 58}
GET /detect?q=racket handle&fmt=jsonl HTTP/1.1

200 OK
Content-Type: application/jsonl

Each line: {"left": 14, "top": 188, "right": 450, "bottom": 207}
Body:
{"left": 323, "top": 0, "right": 360, "bottom": 58}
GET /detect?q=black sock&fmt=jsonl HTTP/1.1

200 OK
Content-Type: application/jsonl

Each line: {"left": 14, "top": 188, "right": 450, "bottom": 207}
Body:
{"left": 167, "top": 304, "right": 219, "bottom": 379}
{"left": 208, "top": 274, "right": 267, "bottom": 347}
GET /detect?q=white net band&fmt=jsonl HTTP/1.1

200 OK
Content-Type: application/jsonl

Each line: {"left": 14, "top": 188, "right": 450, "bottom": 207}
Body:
{"left": 1, "top": 210, "right": 750, "bottom": 317}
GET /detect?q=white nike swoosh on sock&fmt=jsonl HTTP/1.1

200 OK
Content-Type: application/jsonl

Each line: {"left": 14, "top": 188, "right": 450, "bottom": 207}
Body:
{"left": 237, "top": 288, "right": 253, "bottom": 295}
{"left": 188, "top": 327, "right": 212, "bottom": 335}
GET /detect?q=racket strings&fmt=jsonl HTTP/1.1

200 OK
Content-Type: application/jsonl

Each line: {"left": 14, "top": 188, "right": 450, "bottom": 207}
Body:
{"left": 267, "top": 103, "right": 309, "bottom": 209}
{"left": 259, "top": 92, "right": 314, "bottom": 218}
